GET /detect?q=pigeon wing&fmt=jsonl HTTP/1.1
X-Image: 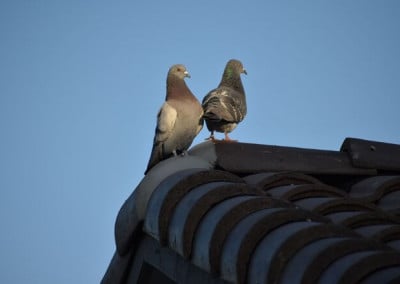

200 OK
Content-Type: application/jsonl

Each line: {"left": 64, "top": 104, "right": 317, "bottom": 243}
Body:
{"left": 203, "top": 88, "right": 244, "bottom": 123}
{"left": 145, "top": 102, "right": 177, "bottom": 174}
{"left": 154, "top": 101, "right": 177, "bottom": 145}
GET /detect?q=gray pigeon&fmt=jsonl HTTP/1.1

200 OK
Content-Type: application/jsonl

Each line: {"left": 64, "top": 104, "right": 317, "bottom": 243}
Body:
{"left": 144, "top": 64, "right": 203, "bottom": 174}
{"left": 202, "top": 59, "right": 247, "bottom": 141}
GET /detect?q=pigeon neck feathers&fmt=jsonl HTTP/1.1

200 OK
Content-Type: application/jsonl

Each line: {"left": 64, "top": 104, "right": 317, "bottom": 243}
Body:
{"left": 166, "top": 73, "right": 194, "bottom": 101}
{"left": 219, "top": 65, "right": 245, "bottom": 95}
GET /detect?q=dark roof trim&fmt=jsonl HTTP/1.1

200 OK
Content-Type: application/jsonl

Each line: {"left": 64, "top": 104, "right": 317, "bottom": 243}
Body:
{"left": 216, "top": 142, "right": 371, "bottom": 175}
{"left": 341, "top": 137, "right": 400, "bottom": 171}
{"left": 189, "top": 140, "right": 392, "bottom": 175}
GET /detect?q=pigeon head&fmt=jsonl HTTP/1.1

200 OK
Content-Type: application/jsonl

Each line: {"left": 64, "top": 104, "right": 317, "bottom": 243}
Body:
{"left": 224, "top": 59, "right": 247, "bottom": 79}
{"left": 219, "top": 59, "right": 247, "bottom": 92}
{"left": 169, "top": 64, "right": 191, "bottom": 80}
{"left": 166, "top": 64, "right": 194, "bottom": 100}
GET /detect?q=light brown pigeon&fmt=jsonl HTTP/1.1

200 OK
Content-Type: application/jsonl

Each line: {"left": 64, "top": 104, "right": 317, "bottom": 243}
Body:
{"left": 145, "top": 64, "right": 203, "bottom": 174}
{"left": 202, "top": 59, "right": 247, "bottom": 141}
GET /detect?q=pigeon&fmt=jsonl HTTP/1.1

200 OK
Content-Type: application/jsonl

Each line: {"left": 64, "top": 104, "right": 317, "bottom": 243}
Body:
{"left": 202, "top": 59, "right": 247, "bottom": 141}
{"left": 144, "top": 64, "right": 203, "bottom": 174}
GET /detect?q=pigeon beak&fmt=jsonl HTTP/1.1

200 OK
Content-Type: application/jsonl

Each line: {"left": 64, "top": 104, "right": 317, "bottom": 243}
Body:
{"left": 184, "top": 70, "right": 191, "bottom": 78}
{"left": 242, "top": 68, "right": 247, "bottom": 75}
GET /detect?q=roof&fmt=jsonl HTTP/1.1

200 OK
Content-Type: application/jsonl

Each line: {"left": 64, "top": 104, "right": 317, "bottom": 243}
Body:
{"left": 102, "top": 138, "right": 400, "bottom": 284}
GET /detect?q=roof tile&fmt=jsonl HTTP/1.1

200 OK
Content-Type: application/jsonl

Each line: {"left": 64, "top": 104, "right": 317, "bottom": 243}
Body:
{"left": 102, "top": 138, "right": 400, "bottom": 284}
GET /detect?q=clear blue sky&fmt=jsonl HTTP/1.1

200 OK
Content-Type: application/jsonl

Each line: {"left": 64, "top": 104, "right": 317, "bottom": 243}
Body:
{"left": 0, "top": 1, "right": 399, "bottom": 283}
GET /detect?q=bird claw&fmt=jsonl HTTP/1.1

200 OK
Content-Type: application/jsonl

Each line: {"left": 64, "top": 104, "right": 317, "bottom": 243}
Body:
{"left": 172, "top": 150, "right": 188, "bottom": 157}
{"left": 205, "top": 135, "right": 220, "bottom": 144}
{"left": 205, "top": 133, "right": 237, "bottom": 143}
{"left": 221, "top": 139, "right": 238, "bottom": 143}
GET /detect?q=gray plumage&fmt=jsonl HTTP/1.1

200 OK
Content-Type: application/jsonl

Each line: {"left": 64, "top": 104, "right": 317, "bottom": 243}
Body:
{"left": 145, "top": 64, "right": 203, "bottom": 174}
{"left": 202, "top": 59, "right": 247, "bottom": 141}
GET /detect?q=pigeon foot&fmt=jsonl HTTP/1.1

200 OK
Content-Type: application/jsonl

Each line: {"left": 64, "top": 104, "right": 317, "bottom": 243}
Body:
{"left": 205, "top": 133, "right": 220, "bottom": 143}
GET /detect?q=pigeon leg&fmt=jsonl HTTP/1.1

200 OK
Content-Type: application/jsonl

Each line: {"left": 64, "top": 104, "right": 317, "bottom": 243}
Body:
{"left": 223, "top": 132, "right": 238, "bottom": 143}
{"left": 205, "top": 131, "right": 219, "bottom": 143}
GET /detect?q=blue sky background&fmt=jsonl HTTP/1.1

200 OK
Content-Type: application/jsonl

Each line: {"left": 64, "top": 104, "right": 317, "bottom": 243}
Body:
{"left": 1, "top": 1, "right": 399, "bottom": 283}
